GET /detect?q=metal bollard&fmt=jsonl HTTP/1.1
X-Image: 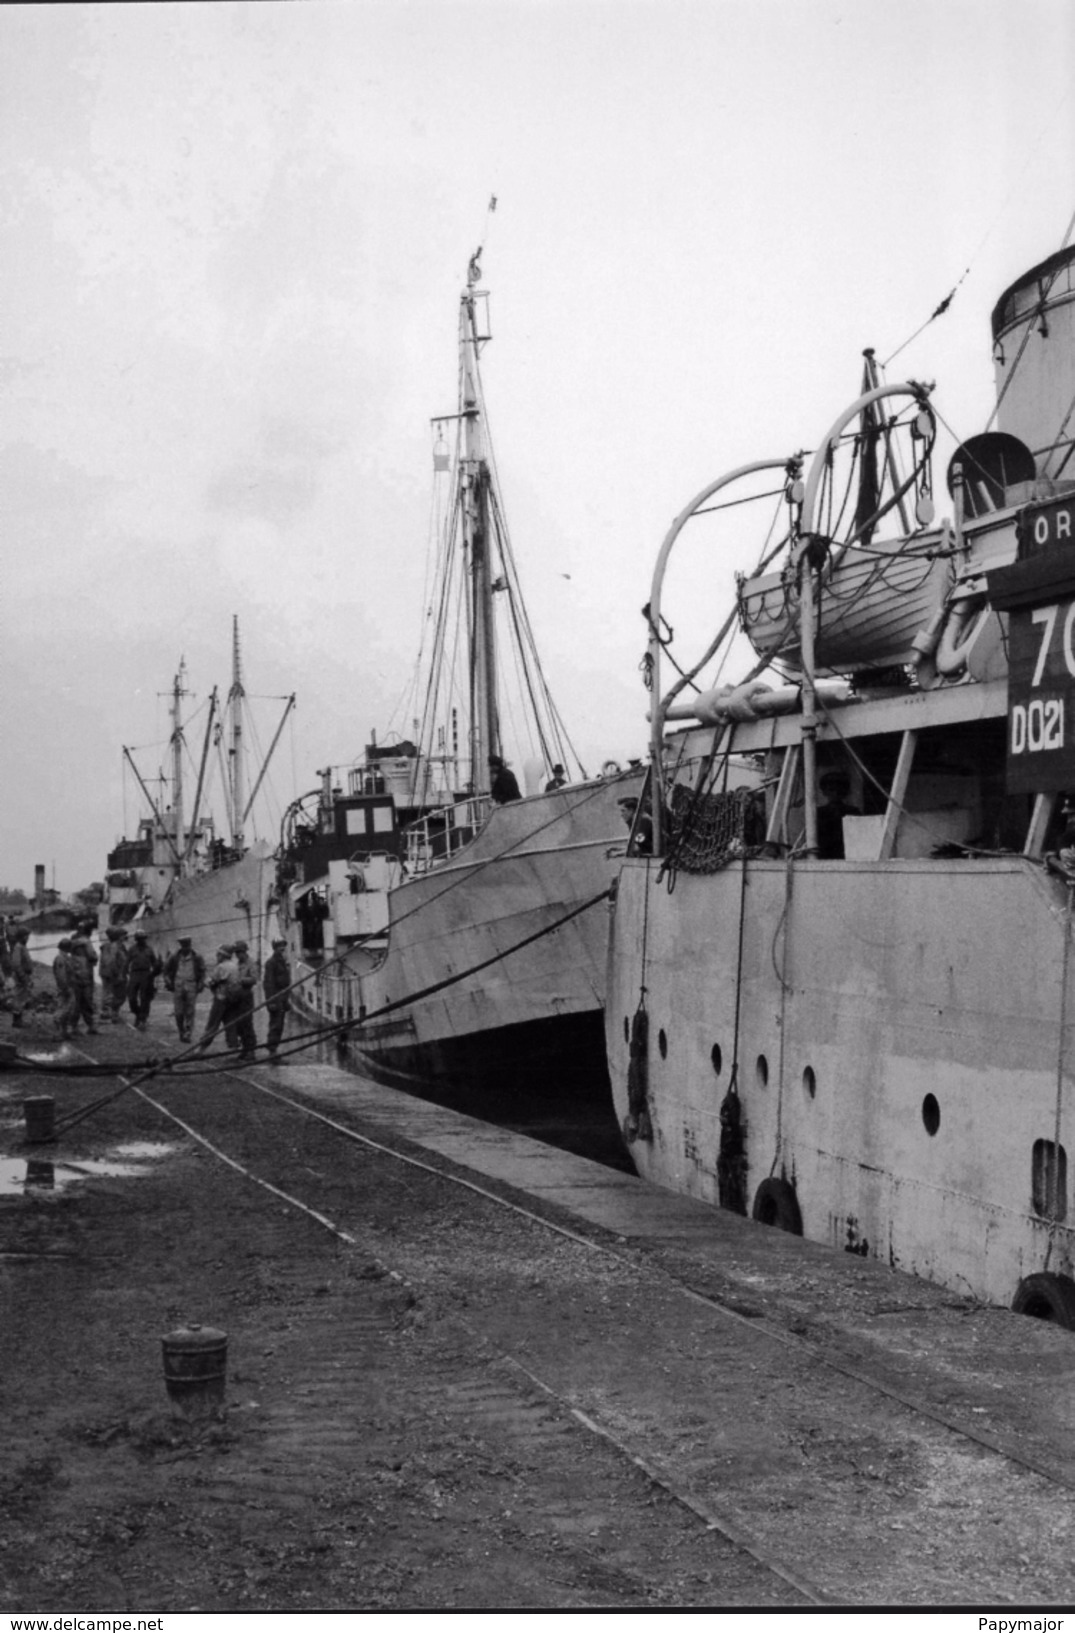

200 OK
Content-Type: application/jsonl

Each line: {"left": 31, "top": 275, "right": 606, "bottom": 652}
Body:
{"left": 161, "top": 1323, "right": 228, "bottom": 1418}
{"left": 23, "top": 1097, "right": 55, "bottom": 1144}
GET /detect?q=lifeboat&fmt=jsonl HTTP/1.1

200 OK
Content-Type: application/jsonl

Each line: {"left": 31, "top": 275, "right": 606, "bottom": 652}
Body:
{"left": 737, "top": 533, "right": 950, "bottom": 673}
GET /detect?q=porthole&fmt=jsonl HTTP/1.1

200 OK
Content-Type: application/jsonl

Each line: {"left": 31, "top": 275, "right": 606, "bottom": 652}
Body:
{"left": 658, "top": 1028, "right": 668, "bottom": 1060}
{"left": 711, "top": 1043, "right": 722, "bottom": 1075}
{"left": 922, "top": 1093, "right": 940, "bottom": 1137}
{"left": 755, "top": 1054, "right": 769, "bottom": 1090}
{"left": 803, "top": 1065, "right": 817, "bottom": 1100}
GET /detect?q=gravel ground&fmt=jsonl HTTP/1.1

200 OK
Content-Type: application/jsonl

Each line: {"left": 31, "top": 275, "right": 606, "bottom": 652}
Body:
{"left": 0, "top": 1009, "right": 798, "bottom": 1612}
{"left": 5, "top": 1000, "right": 1075, "bottom": 1612}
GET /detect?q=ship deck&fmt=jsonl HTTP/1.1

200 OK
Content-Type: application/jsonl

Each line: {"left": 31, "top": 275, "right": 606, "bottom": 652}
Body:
{"left": 4, "top": 1015, "right": 1075, "bottom": 1607}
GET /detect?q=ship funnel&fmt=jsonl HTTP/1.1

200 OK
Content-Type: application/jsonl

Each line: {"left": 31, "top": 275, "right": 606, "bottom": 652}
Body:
{"left": 991, "top": 245, "right": 1075, "bottom": 481}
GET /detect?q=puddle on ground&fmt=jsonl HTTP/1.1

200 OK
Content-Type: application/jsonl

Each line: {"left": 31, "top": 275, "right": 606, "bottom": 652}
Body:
{"left": 0, "top": 1144, "right": 175, "bottom": 1196}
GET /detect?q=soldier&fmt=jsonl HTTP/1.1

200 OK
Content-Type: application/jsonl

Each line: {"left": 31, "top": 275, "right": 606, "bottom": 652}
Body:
{"left": 52, "top": 939, "right": 79, "bottom": 1039}
{"left": 126, "top": 930, "right": 161, "bottom": 1031}
{"left": 163, "top": 935, "right": 206, "bottom": 1043}
{"left": 9, "top": 928, "right": 33, "bottom": 1029}
{"left": 67, "top": 920, "right": 100, "bottom": 1035}
{"left": 226, "top": 939, "right": 259, "bottom": 1062}
{"left": 262, "top": 937, "right": 291, "bottom": 1060}
{"left": 197, "top": 945, "right": 238, "bottom": 1051}
{"left": 98, "top": 928, "right": 129, "bottom": 1023}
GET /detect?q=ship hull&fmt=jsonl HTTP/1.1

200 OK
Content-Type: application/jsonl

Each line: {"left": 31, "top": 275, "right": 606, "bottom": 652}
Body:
{"left": 289, "top": 776, "right": 641, "bottom": 1104}
{"left": 102, "top": 843, "right": 278, "bottom": 962}
{"left": 605, "top": 855, "right": 1075, "bottom": 1310}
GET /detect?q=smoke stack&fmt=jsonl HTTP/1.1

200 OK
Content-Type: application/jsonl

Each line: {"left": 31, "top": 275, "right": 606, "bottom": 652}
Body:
{"left": 34, "top": 864, "right": 45, "bottom": 908}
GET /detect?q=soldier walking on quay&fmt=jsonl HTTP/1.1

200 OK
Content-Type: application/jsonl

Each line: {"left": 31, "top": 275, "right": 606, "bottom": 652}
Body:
{"left": 126, "top": 930, "right": 161, "bottom": 1031}
{"left": 196, "top": 945, "right": 239, "bottom": 1052}
{"left": 9, "top": 928, "right": 33, "bottom": 1029}
{"left": 98, "top": 928, "right": 129, "bottom": 1023}
{"left": 226, "top": 939, "right": 259, "bottom": 1063}
{"left": 163, "top": 936, "right": 206, "bottom": 1044}
{"left": 68, "top": 920, "right": 100, "bottom": 1035}
{"left": 263, "top": 937, "right": 291, "bottom": 1060}
{"left": 52, "top": 939, "right": 79, "bottom": 1039}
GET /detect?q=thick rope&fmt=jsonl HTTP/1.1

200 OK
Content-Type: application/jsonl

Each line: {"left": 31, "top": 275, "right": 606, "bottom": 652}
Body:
{"left": 43, "top": 887, "right": 613, "bottom": 1140}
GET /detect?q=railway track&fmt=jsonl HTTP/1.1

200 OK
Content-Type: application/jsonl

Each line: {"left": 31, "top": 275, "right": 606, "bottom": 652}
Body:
{"left": 100, "top": 1051, "right": 1075, "bottom": 1600}
{"left": 8, "top": 1031, "right": 1075, "bottom": 1603}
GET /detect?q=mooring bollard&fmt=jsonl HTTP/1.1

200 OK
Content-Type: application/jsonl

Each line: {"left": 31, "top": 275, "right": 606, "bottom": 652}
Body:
{"left": 23, "top": 1097, "right": 55, "bottom": 1144}
{"left": 161, "top": 1323, "right": 228, "bottom": 1418}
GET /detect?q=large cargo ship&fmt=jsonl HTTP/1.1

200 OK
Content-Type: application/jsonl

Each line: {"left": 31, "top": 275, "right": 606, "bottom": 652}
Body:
{"left": 100, "top": 623, "right": 293, "bottom": 968}
{"left": 279, "top": 247, "right": 643, "bottom": 1101}
{"left": 605, "top": 240, "right": 1075, "bottom": 1322}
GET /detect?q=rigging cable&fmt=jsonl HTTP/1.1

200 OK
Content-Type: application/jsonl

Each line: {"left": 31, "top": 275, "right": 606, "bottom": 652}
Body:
{"left": 882, "top": 93, "right": 1073, "bottom": 370}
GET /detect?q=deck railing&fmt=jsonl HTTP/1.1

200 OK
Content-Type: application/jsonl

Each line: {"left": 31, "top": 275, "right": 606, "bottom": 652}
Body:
{"left": 403, "top": 794, "right": 492, "bottom": 875}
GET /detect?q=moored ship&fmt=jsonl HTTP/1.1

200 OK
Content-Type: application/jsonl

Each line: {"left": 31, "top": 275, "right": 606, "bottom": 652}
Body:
{"left": 279, "top": 248, "right": 643, "bottom": 1099}
{"left": 100, "top": 622, "right": 294, "bottom": 966}
{"left": 605, "top": 240, "right": 1075, "bottom": 1321}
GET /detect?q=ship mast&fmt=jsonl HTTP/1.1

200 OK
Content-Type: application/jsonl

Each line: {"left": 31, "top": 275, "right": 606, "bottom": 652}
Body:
{"left": 169, "top": 660, "right": 187, "bottom": 872}
{"left": 227, "top": 615, "right": 245, "bottom": 851}
{"left": 462, "top": 250, "right": 499, "bottom": 795}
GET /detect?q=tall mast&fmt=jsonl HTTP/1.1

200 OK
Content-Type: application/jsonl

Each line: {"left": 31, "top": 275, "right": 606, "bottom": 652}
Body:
{"left": 227, "top": 615, "right": 245, "bottom": 850}
{"left": 462, "top": 249, "right": 499, "bottom": 795}
{"left": 170, "top": 659, "right": 187, "bottom": 870}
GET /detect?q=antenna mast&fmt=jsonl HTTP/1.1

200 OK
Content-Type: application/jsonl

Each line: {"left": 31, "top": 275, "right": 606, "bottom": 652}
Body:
{"left": 170, "top": 659, "right": 188, "bottom": 869}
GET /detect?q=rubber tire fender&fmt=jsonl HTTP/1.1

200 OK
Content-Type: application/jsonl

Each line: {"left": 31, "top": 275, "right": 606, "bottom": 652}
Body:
{"left": 1011, "top": 1271, "right": 1075, "bottom": 1328}
{"left": 751, "top": 1176, "right": 803, "bottom": 1236}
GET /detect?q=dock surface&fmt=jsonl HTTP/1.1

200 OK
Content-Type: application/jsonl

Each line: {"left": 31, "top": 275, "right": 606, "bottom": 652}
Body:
{"left": 4, "top": 1015, "right": 1075, "bottom": 1609}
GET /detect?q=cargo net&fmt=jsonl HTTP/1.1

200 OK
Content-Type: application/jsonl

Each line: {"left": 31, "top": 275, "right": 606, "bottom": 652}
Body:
{"left": 664, "top": 782, "right": 765, "bottom": 875}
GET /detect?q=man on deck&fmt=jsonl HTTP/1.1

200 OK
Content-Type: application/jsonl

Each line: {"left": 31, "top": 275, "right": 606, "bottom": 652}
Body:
{"left": 489, "top": 755, "right": 521, "bottom": 804}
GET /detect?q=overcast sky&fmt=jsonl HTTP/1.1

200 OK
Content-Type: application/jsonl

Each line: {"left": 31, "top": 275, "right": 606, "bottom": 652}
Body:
{"left": 2, "top": 0, "right": 1073, "bottom": 893}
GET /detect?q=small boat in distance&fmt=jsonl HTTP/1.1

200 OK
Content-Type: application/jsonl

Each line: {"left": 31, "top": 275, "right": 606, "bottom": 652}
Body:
{"left": 278, "top": 248, "right": 644, "bottom": 1101}
{"left": 100, "top": 619, "right": 295, "bottom": 966}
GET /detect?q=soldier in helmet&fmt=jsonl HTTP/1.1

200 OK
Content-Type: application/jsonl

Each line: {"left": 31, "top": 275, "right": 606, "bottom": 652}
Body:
{"left": 196, "top": 945, "right": 239, "bottom": 1051}
{"left": 9, "top": 928, "right": 33, "bottom": 1029}
{"left": 53, "top": 939, "right": 78, "bottom": 1039}
{"left": 225, "top": 939, "right": 259, "bottom": 1063}
{"left": 98, "top": 927, "right": 130, "bottom": 1024}
{"left": 67, "top": 920, "right": 100, "bottom": 1034}
{"left": 163, "top": 935, "right": 206, "bottom": 1044}
{"left": 262, "top": 937, "right": 291, "bottom": 1060}
{"left": 126, "top": 930, "right": 161, "bottom": 1031}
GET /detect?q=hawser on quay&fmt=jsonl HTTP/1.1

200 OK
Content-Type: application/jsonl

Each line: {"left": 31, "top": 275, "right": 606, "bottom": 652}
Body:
{"left": 605, "top": 236, "right": 1075, "bottom": 1322}
{"left": 99, "top": 620, "right": 294, "bottom": 965}
{"left": 277, "top": 247, "right": 643, "bottom": 1099}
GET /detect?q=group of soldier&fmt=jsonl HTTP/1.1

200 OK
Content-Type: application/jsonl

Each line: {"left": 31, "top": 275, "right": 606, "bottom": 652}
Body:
{"left": 2, "top": 917, "right": 293, "bottom": 1061}
{"left": 0, "top": 921, "right": 35, "bottom": 1026}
